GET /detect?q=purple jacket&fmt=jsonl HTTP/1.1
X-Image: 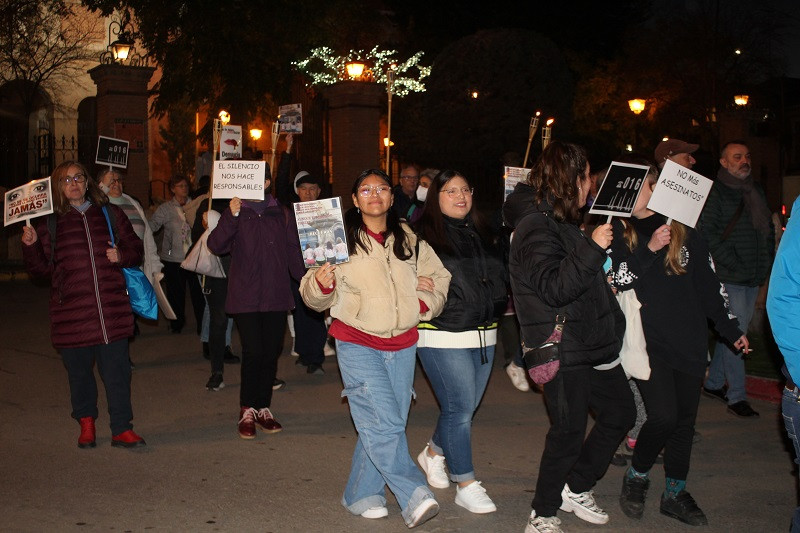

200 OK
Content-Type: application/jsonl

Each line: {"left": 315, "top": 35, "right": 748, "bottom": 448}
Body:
{"left": 207, "top": 195, "right": 305, "bottom": 314}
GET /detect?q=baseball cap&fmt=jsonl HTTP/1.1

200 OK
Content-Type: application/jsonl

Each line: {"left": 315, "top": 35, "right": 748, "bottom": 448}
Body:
{"left": 655, "top": 139, "right": 699, "bottom": 164}
{"left": 293, "top": 171, "right": 319, "bottom": 193}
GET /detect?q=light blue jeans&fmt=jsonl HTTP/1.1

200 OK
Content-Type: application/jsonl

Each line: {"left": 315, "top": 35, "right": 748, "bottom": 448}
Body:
{"left": 783, "top": 386, "right": 800, "bottom": 533}
{"left": 417, "top": 346, "right": 495, "bottom": 481}
{"left": 336, "top": 340, "right": 434, "bottom": 525}
{"left": 200, "top": 303, "right": 233, "bottom": 345}
{"left": 705, "top": 284, "right": 758, "bottom": 404}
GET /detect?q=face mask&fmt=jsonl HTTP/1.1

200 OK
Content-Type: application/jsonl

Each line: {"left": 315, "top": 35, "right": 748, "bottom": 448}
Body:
{"left": 99, "top": 182, "right": 111, "bottom": 194}
{"left": 416, "top": 185, "right": 428, "bottom": 203}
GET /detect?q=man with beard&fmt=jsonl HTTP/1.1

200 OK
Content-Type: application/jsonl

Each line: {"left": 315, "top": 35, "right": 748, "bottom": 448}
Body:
{"left": 699, "top": 141, "right": 774, "bottom": 418}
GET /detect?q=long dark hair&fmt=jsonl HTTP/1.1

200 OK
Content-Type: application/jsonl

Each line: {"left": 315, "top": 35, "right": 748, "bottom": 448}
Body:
{"left": 416, "top": 169, "right": 493, "bottom": 255}
{"left": 52, "top": 160, "right": 108, "bottom": 215}
{"left": 528, "top": 141, "right": 588, "bottom": 223}
{"left": 345, "top": 168, "right": 412, "bottom": 260}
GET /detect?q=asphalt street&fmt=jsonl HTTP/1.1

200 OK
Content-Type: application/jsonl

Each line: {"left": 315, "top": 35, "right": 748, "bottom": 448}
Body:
{"left": 0, "top": 279, "right": 794, "bottom": 532}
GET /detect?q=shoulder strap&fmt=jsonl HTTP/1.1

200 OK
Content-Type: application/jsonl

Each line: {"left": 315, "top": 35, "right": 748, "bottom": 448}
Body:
{"left": 721, "top": 199, "right": 745, "bottom": 241}
{"left": 101, "top": 205, "right": 117, "bottom": 246}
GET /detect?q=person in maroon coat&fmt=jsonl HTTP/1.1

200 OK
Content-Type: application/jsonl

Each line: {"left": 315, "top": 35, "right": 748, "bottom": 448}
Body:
{"left": 21, "top": 161, "right": 145, "bottom": 449}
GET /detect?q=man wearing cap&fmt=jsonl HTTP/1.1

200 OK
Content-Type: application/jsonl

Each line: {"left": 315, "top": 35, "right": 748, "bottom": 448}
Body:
{"left": 654, "top": 138, "right": 699, "bottom": 170}
{"left": 275, "top": 134, "right": 329, "bottom": 375}
{"left": 699, "top": 141, "right": 773, "bottom": 418}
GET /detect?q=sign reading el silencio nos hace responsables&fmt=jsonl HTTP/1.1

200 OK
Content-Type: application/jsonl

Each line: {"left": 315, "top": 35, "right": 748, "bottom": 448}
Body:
{"left": 211, "top": 160, "right": 266, "bottom": 201}
{"left": 647, "top": 159, "right": 713, "bottom": 228}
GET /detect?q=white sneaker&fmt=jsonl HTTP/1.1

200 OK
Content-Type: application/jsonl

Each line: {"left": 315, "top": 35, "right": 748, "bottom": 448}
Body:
{"left": 525, "top": 510, "right": 563, "bottom": 533}
{"left": 417, "top": 446, "right": 450, "bottom": 489}
{"left": 455, "top": 481, "right": 497, "bottom": 514}
{"left": 506, "top": 362, "right": 530, "bottom": 392}
{"left": 407, "top": 498, "right": 439, "bottom": 528}
{"left": 360, "top": 506, "right": 388, "bottom": 519}
{"left": 559, "top": 483, "right": 609, "bottom": 524}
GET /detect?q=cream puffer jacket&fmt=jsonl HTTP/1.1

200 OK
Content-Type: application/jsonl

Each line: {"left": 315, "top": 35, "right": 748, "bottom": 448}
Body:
{"left": 300, "top": 225, "right": 451, "bottom": 338}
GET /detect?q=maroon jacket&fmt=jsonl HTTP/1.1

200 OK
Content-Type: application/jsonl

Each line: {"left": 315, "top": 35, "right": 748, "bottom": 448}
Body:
{"left": 22, "top": 203, "right": 144, "bottom": 349}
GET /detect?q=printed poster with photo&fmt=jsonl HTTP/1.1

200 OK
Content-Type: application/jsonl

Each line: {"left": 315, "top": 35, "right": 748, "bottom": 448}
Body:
{"left": 4, "top": 177, "right": 53, "bottom": 227}
{"left": 293, "top": 197, "right": 348, "bottom": 268}
{"left": 220, "top": 125, "right": 243, "bottom": 160}
{"left": 278, "top": 104, "right": 303, "bottom": 134}
{"left": 504, "top": 166, "right": 530, "bottom": 201}
{"left": 589, "top": 162, "right": 652, "bottom": 218}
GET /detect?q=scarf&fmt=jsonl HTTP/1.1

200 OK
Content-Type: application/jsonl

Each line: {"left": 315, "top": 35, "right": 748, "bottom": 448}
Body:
{"left": 715, "top": 168, "right": 771, "bottom": 236}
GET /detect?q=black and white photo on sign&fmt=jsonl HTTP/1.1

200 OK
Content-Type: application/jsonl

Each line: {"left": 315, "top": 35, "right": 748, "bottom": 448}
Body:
{"left": 4, "top": 177, "right": 53, "bottom": 227}
{"left": 220, "top": 125, "right": 243, "bottom": 160}
{"left": 211, "top": 160, "right": 266, "bottom": 201}
{"left": 95, "top": 136, "right": 129, "bottom": 168}
{"left": 293, "top": 197, "right": 348, "bottom": 268}
{"left": 278, "top": 104, "right": 303, "bottom": 134}
{"left": 647, "top": 159, "right": 713, "bottom": 228}
{"left": 589, "top": 162, "right": 651, "bottom": 218}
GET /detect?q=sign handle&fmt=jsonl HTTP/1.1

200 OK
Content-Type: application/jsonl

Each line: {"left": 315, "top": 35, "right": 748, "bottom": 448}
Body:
{"left": 606, "top": 215, "right": 613, "bottom": 224}
{"left": 666, "top": 217, "right": 673, "bottom": 226}
{"left": 25, "top": 219, "right": 31, "bottom": 227}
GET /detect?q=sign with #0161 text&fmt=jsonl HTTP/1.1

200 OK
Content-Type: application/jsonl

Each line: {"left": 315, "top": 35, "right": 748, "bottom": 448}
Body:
{"left": 647, "top": 159, "right": 713, "bottom": 227}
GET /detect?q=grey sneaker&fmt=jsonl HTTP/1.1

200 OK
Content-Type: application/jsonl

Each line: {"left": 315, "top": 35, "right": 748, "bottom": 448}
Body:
{"left": 525, "top": 511, "right": 563, "bottom": 533}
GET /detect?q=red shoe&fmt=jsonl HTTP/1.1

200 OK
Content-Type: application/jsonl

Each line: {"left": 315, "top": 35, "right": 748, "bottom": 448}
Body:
{"left": 238, "top": 407, "right": 257, "bottom": 439}
{"left": 111, "top": 429, "right": 146, "bottom": 448}
{"left": 256, "top": 407, "right": 283, "bottom": 434}
{"left": 77, "top": 417, "right": 96, "bottom": 449}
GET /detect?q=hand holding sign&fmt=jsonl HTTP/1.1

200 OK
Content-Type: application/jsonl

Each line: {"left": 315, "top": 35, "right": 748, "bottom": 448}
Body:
{"left": 648, "top": 224, "right": 671, "bottom": 252}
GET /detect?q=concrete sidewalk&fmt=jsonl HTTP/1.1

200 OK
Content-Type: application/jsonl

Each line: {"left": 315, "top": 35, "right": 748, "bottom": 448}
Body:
{"left": 0, "top": 280, "right": 794, "bottom": 532}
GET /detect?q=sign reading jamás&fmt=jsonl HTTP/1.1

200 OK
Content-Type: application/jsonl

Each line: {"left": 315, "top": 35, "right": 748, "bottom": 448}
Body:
{"left": 589, "top": 162, "right": 651, "bottom": 218}
{"left": 211, "top": 160, "right": 266, "bottom": 200}
{"left": 4, "top": 177, "right": 53, "bottom": 226}
{"left": 95, "top": 136, "right": 129, "bottom": 168}
{"left": 647, "top": 159, "right": 713, "bottom": 227}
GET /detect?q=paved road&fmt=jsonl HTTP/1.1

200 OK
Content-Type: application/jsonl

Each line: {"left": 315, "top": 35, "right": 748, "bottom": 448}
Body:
{"left": 0, "top": 280, "right": 794, "bottom": 532}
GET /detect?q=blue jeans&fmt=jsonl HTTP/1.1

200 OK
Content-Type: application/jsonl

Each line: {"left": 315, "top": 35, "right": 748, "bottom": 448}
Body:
{"left": 782, "top": 386, "right": 800, "bottom": 533}
{"left": 417, "top": 346, "right": 495, "bottom": 481}
{"left": 336, "top": 340, "right": 434, "bottom": 525}
{"left": 200, "top": 303, "right": 233, "bottom": 345}
{"left": 706, "top": 283, "right": 758, "bottom": 404}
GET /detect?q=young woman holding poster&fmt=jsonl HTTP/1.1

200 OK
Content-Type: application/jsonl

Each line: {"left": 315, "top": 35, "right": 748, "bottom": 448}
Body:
{"left": 21, "top": 160, "right": 145, "bottom": 449}
{"left": 609, "top": 161, "right": 749, "bottom": 526}
{"left": 300, "top": 168, "right": 450, "bottom": 528}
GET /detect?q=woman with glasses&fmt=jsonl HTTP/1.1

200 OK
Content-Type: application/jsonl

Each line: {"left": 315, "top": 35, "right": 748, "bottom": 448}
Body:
{"left": 21, "top": 160, "right": 146, "bottom": 448}
{"left": 413, "top": 170, "right": 508, "bottom": 514}
{"left": 503, "top": 142, "right": 635, "bottom": 533}
{"left": 149, "top": 175, "right": 205, "bottom": 334}
{"left": 300, "top": 169, "right": 451, "bottom": 528}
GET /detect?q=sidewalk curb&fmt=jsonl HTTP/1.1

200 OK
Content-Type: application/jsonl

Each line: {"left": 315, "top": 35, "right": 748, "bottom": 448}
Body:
{"left": 746, "top": 375, "right": 782, "bottom": 404}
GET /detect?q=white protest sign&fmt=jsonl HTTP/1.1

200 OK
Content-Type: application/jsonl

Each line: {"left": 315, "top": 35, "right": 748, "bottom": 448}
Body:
{"left": 589, "top": 162, "right": 651, "bottom": 219}
{"left": 647, "top": 159, "right": 713, "bottom": 227}
{"left": 4, "top": 177, "right": 53, "bottom": 226}
{"left": 219, "top": 125, "right": 243, "bottom": 160}
{"left": 278, "top": 104, "right": 303, "bottom": 134}
{"left": 504, "top": 166, "right": 530, "bottom": 201}
{"left": 211, "top": 160, "right": 266, "bottom": 200}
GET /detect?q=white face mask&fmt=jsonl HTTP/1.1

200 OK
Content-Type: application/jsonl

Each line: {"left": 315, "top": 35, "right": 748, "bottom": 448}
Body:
{"left": 416, "top": 185, "right": 428, "bottom": 202}
{"left": 99, "top": 182, "right": 111, "bottom": 194}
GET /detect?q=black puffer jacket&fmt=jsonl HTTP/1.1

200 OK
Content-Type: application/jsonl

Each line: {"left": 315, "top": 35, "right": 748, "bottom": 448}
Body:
{"left": 503, "top": 184, "right": 624, "bottom": 369}
{"left": 422, "top": 215, "right": 508, "bottom": 331}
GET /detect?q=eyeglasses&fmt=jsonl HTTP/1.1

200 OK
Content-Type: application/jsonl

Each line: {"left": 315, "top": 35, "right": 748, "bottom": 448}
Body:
{"left": 400, "top": 175, "right": 419, "bottom": 181}
{"left": 108, "top": 178, "right": 122, "bottom": 184}
{"left": 61, "top": 173, "right": 86, "bottom": 184}
{"left": 357, "top": 185, "right": 391, "bottom": 197}
{"left": 441, "top": 187, "right": 473, "bottom": 198}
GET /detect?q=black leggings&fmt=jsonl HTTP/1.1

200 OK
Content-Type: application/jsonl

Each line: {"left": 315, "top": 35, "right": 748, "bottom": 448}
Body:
{"left": 233, "top": 311, "right": 285, "bottom": 409}
{"left": 632, "top": 355, "right": 702, "bottom": 480}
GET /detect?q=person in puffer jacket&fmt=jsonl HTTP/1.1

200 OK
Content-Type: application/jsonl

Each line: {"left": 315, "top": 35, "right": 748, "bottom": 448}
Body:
{"left": 504, "top": 142, "right": 635, "bottom": 533}
{"left": 21, "top": 160, "right": 145, "bottom": 449}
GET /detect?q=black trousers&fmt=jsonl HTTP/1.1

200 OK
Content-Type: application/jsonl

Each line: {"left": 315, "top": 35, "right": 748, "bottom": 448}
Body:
{"left": 204, "top": 276, "right": 229, "bottom": 374}
{"left": 233, "top": 311, "right": 285, "bottom": 409}
{"left": 532, "top": 364, "right": 635, "bottom": 517}
{"left": 60, "top": 338, "right": 134, "bottom": 436}
{"left": 632, "top": 355, "right": 702, "bottom": 480}
{"left": 290, "top": 278, "right": 326, "bottom": 366}
{"left": 163, "top": 261, "right": 205, "bottom": 334}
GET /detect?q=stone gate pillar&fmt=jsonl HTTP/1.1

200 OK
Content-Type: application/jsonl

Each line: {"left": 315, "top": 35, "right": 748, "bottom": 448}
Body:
{"left": 88, "top": 64, "right": 155, "bottom": 207}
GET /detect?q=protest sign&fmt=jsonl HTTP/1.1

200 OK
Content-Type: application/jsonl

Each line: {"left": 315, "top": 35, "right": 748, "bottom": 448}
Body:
{"left": 220, "top": 125, "right": 243, "bottom": 160}
{"left": 4, "top": 177, "right": 53, "bottom": 227}
{"left": 589, "top": 162, "right": 651, "bottom": 219}
{"left": 95, "top": 136, "right": 129, "bottom": 168}
{"left": 647, "top": 159, "right": 713, "bottom": 227}
{"left": 278, "top": 104, "right": 303, "bottom": 134}
{"left": 211, "top": 160, "right": 266, "bottom": 200}
{"left": 293, "top": 197, "right": 348, "bottom": 268}
{"left": 504, "top": 166, "right": 530, "bottom": 201}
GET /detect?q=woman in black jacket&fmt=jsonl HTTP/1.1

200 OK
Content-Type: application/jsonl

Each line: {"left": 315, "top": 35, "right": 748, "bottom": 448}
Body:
{"left": 504, "top": 142, "right": 635, "bottom": 533}
{"left": 414, "top": 170, "right": 508, "bottom": 515}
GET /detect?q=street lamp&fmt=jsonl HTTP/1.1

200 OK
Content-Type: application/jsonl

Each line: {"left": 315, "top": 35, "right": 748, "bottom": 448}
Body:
{"left": 734, "top": 95, "right": 749, "bottom": 106}
{"left": 628, "top": 99, "right": 646, "bottom": 115}
{"left": 344, "top": 61, "right": 373, "bottom": 82}
{"left": 99, "top": 12, "right": 146, "bottom": 66}
{"left": 250, "top": 128, "right": 262, "bottom": 153}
